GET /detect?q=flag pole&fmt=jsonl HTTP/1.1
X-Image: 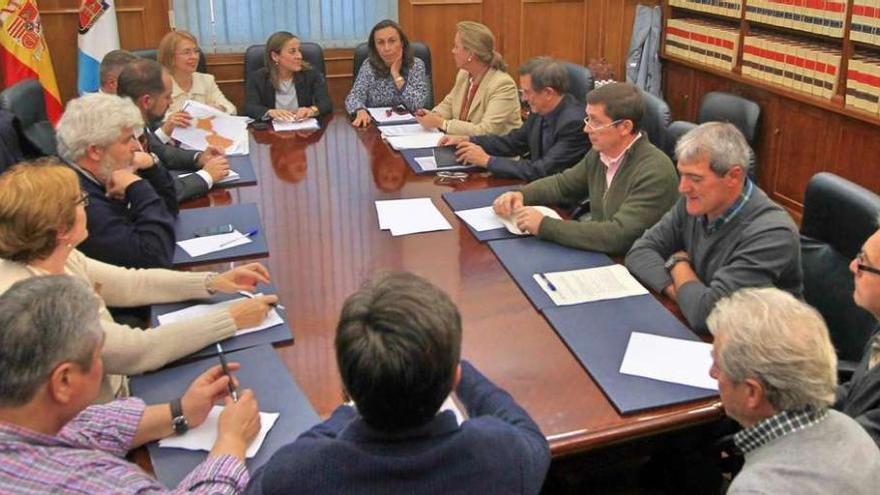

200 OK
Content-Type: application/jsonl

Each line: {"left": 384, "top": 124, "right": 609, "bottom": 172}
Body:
{"left": 209, "top": 0, "right": 217, "bottom": 54}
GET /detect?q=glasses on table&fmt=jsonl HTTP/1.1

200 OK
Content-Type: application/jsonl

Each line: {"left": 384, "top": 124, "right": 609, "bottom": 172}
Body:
{"left": 857, "top": 251, "right": 880, "bottom": 276}
{"left": 583, "top": 117, "right": 622, "bottom": 132}
{"left": 435, "top": 171, "right": 469, "bottom": 184}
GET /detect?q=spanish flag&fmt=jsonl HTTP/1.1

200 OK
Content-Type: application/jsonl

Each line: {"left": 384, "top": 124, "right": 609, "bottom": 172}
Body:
{"left": 0, "top": 0, "right": 62, "bottom": 123}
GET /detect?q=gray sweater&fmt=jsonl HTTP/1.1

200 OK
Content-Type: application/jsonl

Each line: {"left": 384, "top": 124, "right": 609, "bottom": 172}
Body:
{"left": 624, "top": 186, "right": 802, "bottom": 332}
{"left": 729, "top": 410, "right": 880, "bottom": 494}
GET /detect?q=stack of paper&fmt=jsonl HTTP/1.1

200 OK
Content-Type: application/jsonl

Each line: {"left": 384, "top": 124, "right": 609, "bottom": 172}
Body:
{"left": 157, "top": 295, "right": 284, "bottom": 336}
{"left": 272, "top": 118, "right": 320, "bottom": 132}
{"left": 454, "top": 206, "right": 506, "bottom": 231}
{"left": 159, "top": 405, "right": 280, "bottom": 458}
{"left": 375, "top": 198, "right": 452, "bottom": 236}
{"left": 385, "top": 133, "right": 443, "bottom": 150}
{"left": 619, "top": 332, "right": 717, "bottom": 391}
{"left": 172, "top": 100, "right": 249, "bottom": 155}
{"left": 533, "top": 264, "right": 648, "bottom": 306}
{"left": 379, "top": 123, "right": 440, "bottom": 138}
{"left": 179, "top": 170, "right": 241, "bottom": 185}
{"left": 368, "top": 107, "right": 416, "bottom": 124}
{"left": 176, "top": 230, "right": 253, "bottom": 258}
{"left": 498, "top": 206, "right": 562, "bottom": 235}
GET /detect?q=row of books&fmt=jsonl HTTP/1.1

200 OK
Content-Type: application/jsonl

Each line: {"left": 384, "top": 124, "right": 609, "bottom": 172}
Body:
{"left": 851, "top": 1, "right": 880, "bottom": 47}
{"left": 744, "top": 0, "right": 847, "bottom": 38}
{"left": 741, "top": 34, "right": 842, "bottom": 99}
{"left": 846, "top": 54, "right": 880, "bottom": 113}
{"left": 665, "top": 18, "right": 741, "bottom": 71}
{"left": 669, "top": 0, "right": 743, "bottom": 19}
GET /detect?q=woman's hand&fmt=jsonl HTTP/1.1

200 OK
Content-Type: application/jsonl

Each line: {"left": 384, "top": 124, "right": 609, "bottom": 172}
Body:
{"left": 210, "top": 263, "right": 271, "bottom": 293}
{"left": 351, "top": 109, "right": 371, "bottom": 128}
{"left": 267, "top": 109, "right": 296, "bottom": 122}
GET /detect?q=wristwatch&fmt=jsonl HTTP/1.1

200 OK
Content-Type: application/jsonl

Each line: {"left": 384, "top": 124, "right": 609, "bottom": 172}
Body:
{"left": 665, "top": 254, "right": 690, "bottom": 271}
{"left": 170, "top": 398, "right": 189, "bottom": 435}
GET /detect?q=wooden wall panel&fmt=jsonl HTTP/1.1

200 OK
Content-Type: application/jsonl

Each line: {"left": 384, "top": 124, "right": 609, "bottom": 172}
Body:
{"left": 521, "top": 1, "right": 585, "bottom": 64}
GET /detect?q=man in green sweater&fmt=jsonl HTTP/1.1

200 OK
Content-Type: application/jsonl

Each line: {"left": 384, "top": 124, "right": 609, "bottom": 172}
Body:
{"left": 492, "top": 82, "right": 678, "bottom": 255}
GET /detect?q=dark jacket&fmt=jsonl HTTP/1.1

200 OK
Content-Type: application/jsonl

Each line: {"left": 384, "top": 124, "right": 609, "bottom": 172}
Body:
{"left": 245, "top": 67, "right": 333, "bottom": 120}
{"left": 836, "top": 327, "right": 880, "bottom": 445}
{"left": 143, "top": 125, "right": 209, "bottom": 203}
{"left": 244, "top": 361, "right": 551, "bottom": 495}
{"left": 472, "top": 94, "right": 588, "bottom": 181}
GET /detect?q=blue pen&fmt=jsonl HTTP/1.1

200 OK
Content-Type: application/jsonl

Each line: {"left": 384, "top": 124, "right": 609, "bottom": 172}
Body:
{"left": 218, "top": 229, "right": 258, "bottom": 247}
{"left": 539, "top": 273, "right": 557, "bottom": 292}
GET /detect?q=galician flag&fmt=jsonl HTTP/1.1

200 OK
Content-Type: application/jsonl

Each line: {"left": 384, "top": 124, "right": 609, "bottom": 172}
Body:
{"left": 77, "top": 0, "right": 119, "bottom": 94}
{"left": 0, "top": 0, "right": 62, "bottom": 123}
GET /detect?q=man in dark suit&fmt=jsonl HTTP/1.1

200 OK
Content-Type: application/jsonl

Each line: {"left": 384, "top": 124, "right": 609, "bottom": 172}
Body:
{"left": 440, "top": 57, "right": 588, "bottom": 181}
{"left": 116, "top": 58, "right": 229, "bottom": 203}
{"left": 835, "top": 226, "right": 880, "bottom": 444}
{"left": 245, "top": 272, "right": 551, "bottom": 495}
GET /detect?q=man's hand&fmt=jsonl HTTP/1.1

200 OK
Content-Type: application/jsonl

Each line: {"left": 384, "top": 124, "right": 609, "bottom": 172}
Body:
{"left": 492, "top": 191, "right": 524, "bottom": 217}
{"left": 438, "top": 135, "right": 469, "bottom": 147}
{"left": 211, "top": 262, "right": 271, "bottom": 293}
{"left": 228, "top": 296, "right": 278, "bottom": 329}
{"left": 161, "top": 111, "right": 193, "bottom": 136}
{"left": 106, "top": 169, "right": 142, "bottom": 199}
{"left": 211, "top": 389, "right": 261, "bottom": 461}
{"left": 293, "top": 107, "right": 312, "bottom": 121}
{"left": 203, "top": 157, "right": 230, "bottom": 182}
{"left": 197, "top": 146, "right": 225, "bottom": 167}
{"left": 514, "top": 207, "right": 545, "bottom": 235}
{"left": 454, "top": 142, "right": 490, "bottom": 167}
{"left": 268, "top": 109, "right": 296, "bottom": 122}
{"left": 131, "top": 151, "right": 156, "bottom": 171}
{"left": 181, "top": 363, "right": 241, "bottom": 429}
{"left": 351, "top": 109, "right": 371, "bottom": 128}
{"left": 414, "top": 109, "right": 444, "bottom": 130}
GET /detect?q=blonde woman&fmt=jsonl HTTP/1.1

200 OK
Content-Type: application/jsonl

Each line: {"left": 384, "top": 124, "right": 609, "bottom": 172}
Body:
{"left": 157, "top": 30, "right": 236, "bottom": 115}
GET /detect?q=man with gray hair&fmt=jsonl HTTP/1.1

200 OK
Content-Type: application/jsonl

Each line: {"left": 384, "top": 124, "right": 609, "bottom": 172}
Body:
{"left": 0, "top": 275, "right": 261, "bottom": 493}
{"left": 707, "top": 287, "right": 880, "bottom": 493}
{"left": 98, "top": 49, "right": 137, "bottom": 95}
{"left": 56, "top": 92, "right": 179, "bottom": 268}
{"left": 439, "top": 57, "right": 588, "bottom": 181}
{"left": 625, "top": 122, "right": 802, "bottom": 332}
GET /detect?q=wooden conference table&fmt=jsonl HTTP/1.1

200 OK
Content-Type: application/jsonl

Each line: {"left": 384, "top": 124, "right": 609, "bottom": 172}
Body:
{"left": 191, "top": 113, "right": 723, "bottom": 458}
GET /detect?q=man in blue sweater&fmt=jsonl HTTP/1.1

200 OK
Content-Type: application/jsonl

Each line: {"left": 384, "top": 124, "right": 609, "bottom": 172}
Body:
{"left": 245, "top": 272, "right": 551, "bottom": 495}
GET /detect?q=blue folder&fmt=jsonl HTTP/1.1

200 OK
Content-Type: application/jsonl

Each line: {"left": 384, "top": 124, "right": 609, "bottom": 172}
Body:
{"left": 172, "top": 203, "right": 268, "bottom": 267}
{"left": 171, "top": 154, "right": 258, "bottom": 189}
{"left": 488, "top": 237, "right": 614, "bottom": 310}
{"left": 150, "top": 284, "right": 292, "bottom": 360}
{"left": 129, "top": 345, "right": 320, "bottom": 488}
{"left": 543, "top": 296, "right": 717, "bottom": 414}
{"left": 441, "top": 185, "right": 522, "bottom": 241}
{"left": 400, "top": 148, "right": 484, "bottom": 175}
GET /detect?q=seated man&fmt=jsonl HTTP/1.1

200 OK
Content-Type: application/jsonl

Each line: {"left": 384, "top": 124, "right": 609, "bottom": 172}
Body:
{"left": 245, "top": 272, "right": 551, "bottom": 495}
{"left": 625, "top": 122, "right": 802, "bottom": 332}
{"left": 56, "top": 93, "right": 177, "bottom": 269}
{"left": 98, "top": 49, "right": 137, "bottom": 95}
{"left": 0, "top": 275, "right": 261, "bottom": 493}
{"left": 493, "top": 82, "right": 678, "bottom": 255}
{"left": 835, "top": 225, "right": 880, "bottom": 444}
{"left": 117, "top": 58, "right": 229, "bottom": 203}
{"left": 441, "top": 57, "right": 587, "bottom": 181}
{"left": 707, "top": 287, "right": 880, "bottom": 493}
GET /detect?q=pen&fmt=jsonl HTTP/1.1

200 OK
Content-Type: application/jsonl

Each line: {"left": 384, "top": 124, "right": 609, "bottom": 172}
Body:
{"left": 218, "top": 229, "right": 258, "bottom": 247}
{"left": 215, "top": 343, "right": 239, "bottom": 402}
{"left": 238, "top": 290, "right": 286, "bottom": 311}
{"left": 539, "top": 273, "right": 557, "bottom": 292}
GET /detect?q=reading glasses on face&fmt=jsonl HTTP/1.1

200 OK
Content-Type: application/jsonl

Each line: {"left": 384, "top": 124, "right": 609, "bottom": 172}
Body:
{"left": 857, "top": 251, "right": 880, "bottom": 277}
{"left": 583, "top": 118, "right": 622, "bottom": 132}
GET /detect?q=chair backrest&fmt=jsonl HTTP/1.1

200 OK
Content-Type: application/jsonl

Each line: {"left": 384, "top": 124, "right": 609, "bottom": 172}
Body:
{"left": 131, "top": 48, "right": 208, "bottom": 74}
{"left": 244, "top": 42, "right": 326, "bottom": 83}
{"left": 561, "top": 62, "right": 594, "bottom": 104}
{"left": 665, "top": 120, "right": 697, "bottom": 161}
{"left": 800, "top": 172, "right": 880, "bottom": 364}
{"left": 352, "top": 41, "right": 434, "bottom": 107}
{"left": 0, "top": 79, "right": 57, "bottom": 156}
{"left": 640, "top": 90, "right": 671, "bottom": 152}
{"left": 696, "top": 91, "right": 761, "bottom": 146}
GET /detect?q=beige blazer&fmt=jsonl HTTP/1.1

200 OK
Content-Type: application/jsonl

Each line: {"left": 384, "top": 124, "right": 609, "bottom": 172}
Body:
{"left": 433, "top": 68, "right": 522, "bottom": 136}
{"left": 168, "top": 71, "right": 237, "bottom": 115}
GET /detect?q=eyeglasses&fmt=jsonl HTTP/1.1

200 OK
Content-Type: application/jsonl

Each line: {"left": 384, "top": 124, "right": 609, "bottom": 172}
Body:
{"left": 856, "top": 251, "right": 880, "bottom": 277}
{"left": 75, "top": 191, "right": 90, "bottom": 207}
{"left": 583, "top": 117, "right": 622, "bottom": 132}
{"left": 176, "top": 48, "right": 201, "bottom": 57}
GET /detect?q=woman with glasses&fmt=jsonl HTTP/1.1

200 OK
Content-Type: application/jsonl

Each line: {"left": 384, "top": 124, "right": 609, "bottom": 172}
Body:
{"left": 0, "top": 160, "right": 278, "bottom": 403}
{"left": 157, "top": 30, "right": 236, "bottom": 115}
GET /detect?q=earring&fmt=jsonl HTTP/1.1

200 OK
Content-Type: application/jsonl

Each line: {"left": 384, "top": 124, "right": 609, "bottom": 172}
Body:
{"left": 467, "top": 57, "right": 472, "bottom": 63}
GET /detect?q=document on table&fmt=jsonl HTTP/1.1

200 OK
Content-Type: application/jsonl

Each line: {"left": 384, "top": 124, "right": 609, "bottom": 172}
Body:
{"left": 533, "top": 264, "right": 649, "bottom": 306}
{"left": 375, "top": 198, "right": 453, "bottom": 236}
{"left": 385, "top": 133, "right": 443, "bottom": 150}
{"left": 619, "top": 332, "right": 718, "bottom": 391}
{"left": 379, "top": 123, "right": 440, "bottom": 137}
{"left": 455, "top": 206, "right": 506, "bottom": 232}
{"left": 368, "top": 107, "right": 416, "bottom": 124}
{"left": 272, "top": 118, "right": 320, "bottom": 132}
{"left": 159, "top": 405, "right": 280, "bottom": 458}
{"left": 498, "top": 206, "right": 561, "bottom": 235}
{"left": 157, "top": 295, "right": 284, "bottom": 336}
{"left": 176, "top": 230, "right": 253, "bottom": 258}
{"left": 172, "top": 100, "right": 249, "bottom": 155}
{"left": 179, "top": 170, "right": 241, "bottom": 184}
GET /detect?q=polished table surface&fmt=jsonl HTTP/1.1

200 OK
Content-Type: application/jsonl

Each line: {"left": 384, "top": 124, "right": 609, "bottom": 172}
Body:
{"left": 190, "top": 113, "right": 723, "bottom": 457}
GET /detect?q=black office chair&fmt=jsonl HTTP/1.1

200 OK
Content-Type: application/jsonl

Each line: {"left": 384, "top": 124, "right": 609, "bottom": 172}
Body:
{"left": 696, "top": 91, "right": 761, "bottom": 147}
{"left": 0, "top": 79, "right": 57, "bottom": 157}
{"left": 561, "top": 62, "right": 594, "bottom": 104}
{"left": 244, "top": 42, "right": 326, "bottom": 86}
{"left": 131, "top": 48, "right": 208, "bottom": 73}
{"left": 640, "top": 90, "right": 671, "bottom": 153}
{"left": 352, "top": 41, "right": 434, "bottom": 107}
{"left": 800, "top": 172, "right": 880, "bottom": 379}
{"left": 664, "top": 120, "right": 697, "bottom": 161}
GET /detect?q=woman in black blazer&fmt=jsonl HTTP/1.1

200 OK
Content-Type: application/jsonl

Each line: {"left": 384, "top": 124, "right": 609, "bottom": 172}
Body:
{"left": 245, "top": 31, "right": 333, "bottom": 121}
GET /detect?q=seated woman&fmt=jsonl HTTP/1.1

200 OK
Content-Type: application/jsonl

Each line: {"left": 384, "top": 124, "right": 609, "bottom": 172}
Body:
{"left": 0, "top": 161, "right": 278, "bottom": 403}
{"left": 345, "top": 19, "right": 430, "bottom": 128}
{"left": 415, "top": 21, "right": 521, "bottom": 136}
{"left": 158, "top": 30, "right": 236, "bottom": 115}
{"left": 245, "top": 31, "right": 333, "bottom": 121}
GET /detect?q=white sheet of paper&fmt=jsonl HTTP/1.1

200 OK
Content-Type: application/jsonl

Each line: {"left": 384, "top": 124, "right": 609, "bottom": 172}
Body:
{"left": 379, "top": 123, "right": 440, "bottom": 137}
{"left": 179, "top": 169, "right": 241, "bottom": 184}
{"left": 272, "top": 118, "right": 320, "bottom": 132}
{"left": 171, "top": 100, "right": 249, "bottom": 155}
{"left": 159, "top": 405, "right": 280, "bottom": 458}
{"left": 368, "top": 107, "right": 415, "bottom": 124}
{"left": 157, "top": 295, "right": 283, "bottom": 336}
{"left": 533, "top": 264, "right": 649, "bottom": 306}
{"left": 176, "top": 230, "right": 253, "bottom": 258}
{"left": 455, "top": 206, "right": 506, "bottom": 232}
{"left": 386, "top": 133, "right": 443, "bottom": 150}
{"left": 619, "top": 332, "right": 718, "bottom": 391}
{"left": 414, "top": 156, "right": 437, "bottom": 171}
{"left": 498, "top": 206, "right": 561, "bottom": 235}
{"left": 375, "top": 198, "right": 452, "bottom": 236}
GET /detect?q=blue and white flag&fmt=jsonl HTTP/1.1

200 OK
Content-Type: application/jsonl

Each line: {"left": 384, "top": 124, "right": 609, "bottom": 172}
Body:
{"left": 77, "top": 0, "right": 120, "bottom": 94}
